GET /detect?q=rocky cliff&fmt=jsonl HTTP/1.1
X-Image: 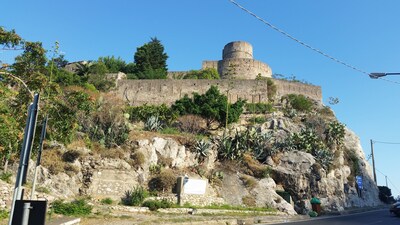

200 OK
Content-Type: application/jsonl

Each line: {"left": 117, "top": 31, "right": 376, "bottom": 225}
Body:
{"left": 0, "top": 100, "right": 380, "bottom": 216}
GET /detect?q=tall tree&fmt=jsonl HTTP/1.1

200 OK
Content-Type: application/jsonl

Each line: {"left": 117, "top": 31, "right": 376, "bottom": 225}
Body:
{"left": 134, "top": 37, "right": 168, "bottom": 79}
{"left": 0, "top": 26, "right": 22, "bottom": 49}
{"left": 172, "top": 86, "right": 245, "bottom": 128}
{"left": 99, "top": 56, "right": 126, "bottom": 73}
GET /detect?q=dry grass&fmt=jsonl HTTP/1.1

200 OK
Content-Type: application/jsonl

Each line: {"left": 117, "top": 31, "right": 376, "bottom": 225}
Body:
{"left": 242, "top": 154, "right": 270, "bottom": 178}
{"left": 130, "top": 151, "right": 146, "bottom": 168}
{"left": 242, "top": 195, "right": 257, "bottom": 207}
{"left": 239, "top": 174, "right": 258, "bottom": 190}
{"left": 41, "top": 149, "right": 65, "bottom": 175}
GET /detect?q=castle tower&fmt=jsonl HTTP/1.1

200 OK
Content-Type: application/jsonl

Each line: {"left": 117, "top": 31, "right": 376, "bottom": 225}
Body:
{"left": 202, "top": 41, "right": 272, "bottom": 80}
{"left": 222, "top": 41, "right": 253, "bottom": 59}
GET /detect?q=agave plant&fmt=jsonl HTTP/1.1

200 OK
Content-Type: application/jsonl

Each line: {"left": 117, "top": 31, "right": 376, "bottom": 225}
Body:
{"left": 215, "top": 131, "right": 248, "bottom": 161}
{"left": 144, "top": 116, "right": 163, "bottom": 131}
{"left": 194, "top": 139, "right": 211, "bottom": 163}
{"left": 314, "top": 148, "right": 334, "bottom": 170}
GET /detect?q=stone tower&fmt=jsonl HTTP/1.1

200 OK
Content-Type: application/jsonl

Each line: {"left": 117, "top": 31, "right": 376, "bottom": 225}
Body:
{"left": 202, "top": 41, "right": 272, "bottom": 79}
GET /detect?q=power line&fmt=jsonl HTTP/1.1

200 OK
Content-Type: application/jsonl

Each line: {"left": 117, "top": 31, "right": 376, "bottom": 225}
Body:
{"left": 228, "top": 0, "right": 400, "bottom": 85}
{"left": 376, "top": 168, "right": 400, "bottom": 194}
{"left": 388, "top": 177, "right": 400, "bottom": 194}
{"left": 373, "top": 140, "right": 400, "bottom": 145}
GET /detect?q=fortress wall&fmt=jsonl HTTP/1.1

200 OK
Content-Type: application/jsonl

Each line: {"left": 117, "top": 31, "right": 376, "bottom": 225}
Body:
{"left": 222, "top": 41, "right": 253, "bottom": 59}
{"left": 167, "top": 71, "right": 188, "bottom": 79}
{"left": 273, "top": 79, "right": 322, "bottom": 101}
{"left": 115, "top": 79, "right": 321, "bottom": 106}
{"left": 202, "top": 61, "right": 219, "bottom": 70}
{"left": 218, "top": 58, "right": 272, "bottom": 79}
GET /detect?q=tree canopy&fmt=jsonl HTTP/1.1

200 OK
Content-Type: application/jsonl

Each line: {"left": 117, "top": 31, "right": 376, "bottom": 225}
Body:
{"left": 134, "top": 37, "right": 168, "bottom": 79}
{"left": 183, "top": 68, "right": 220, "bottom": 79}
{"left": 0, "top": 27, "right": 22, "bottom": 49}
{"left": 172, "top": 86, "right": 245, "bottom": 128}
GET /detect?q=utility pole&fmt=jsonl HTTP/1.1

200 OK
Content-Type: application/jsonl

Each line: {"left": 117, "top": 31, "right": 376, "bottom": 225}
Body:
{"left": 385, "top": 176, "right": 388, "bottom": 187}
{"left": 370, "top": 139, "right": 377, "bottom": 184}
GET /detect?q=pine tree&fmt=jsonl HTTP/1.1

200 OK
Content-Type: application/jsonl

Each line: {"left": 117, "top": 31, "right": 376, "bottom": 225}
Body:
{"left": 134, "top": 37, "right": 168, "bottom": 79}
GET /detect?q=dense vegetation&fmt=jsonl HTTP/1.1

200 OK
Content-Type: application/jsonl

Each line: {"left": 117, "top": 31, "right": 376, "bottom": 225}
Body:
{"left": 1, "top": 26, "right": 371, "bottom": 216}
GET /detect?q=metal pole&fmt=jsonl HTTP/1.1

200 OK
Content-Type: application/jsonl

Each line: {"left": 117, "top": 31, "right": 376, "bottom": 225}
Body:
{"left": 8, "top": 93, "right": 40, "bottom": 225}
{"left": 385, "top": 176, "right": 388, "bottom": 187}
{"left": 21, "top": 202, "right": 32, "bottom": 225}
{"left": 370, "top": 139, "right": 377, "bottom": 184}
{"left": 30, "top": 116, "right": 48, "bottom": 200}
{"left": 8, "top": 103, "right": 32, "bottom": 225}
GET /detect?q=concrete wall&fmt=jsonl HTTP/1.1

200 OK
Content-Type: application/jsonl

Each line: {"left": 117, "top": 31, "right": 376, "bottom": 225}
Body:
{"left": 115, "top": 79, "right": 322, "bottom": 106}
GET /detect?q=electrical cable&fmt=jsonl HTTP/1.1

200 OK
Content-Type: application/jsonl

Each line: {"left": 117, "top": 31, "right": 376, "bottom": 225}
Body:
{"left": 373, "top": 140, "right": 400, "bottom": 145}
{"left": 228, "top": 0, "right": 400, "bottom": 85}
{"left": 376, "top": 168, "right": 400, "bottom": 194}
{"left": 388, "top": 177, "right": 400, "bottom": 194}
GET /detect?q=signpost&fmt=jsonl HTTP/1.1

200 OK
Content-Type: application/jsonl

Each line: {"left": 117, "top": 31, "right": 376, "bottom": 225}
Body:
{"left": 8, "top": 93, "right": 47, "bottom": 225}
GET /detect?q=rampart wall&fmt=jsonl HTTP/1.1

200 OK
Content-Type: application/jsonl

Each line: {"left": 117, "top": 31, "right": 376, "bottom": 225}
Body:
{"left": 115, "top": 79, "right": 322, "bottom": 106}
{"left": 202, "top": 59, "right": 272, "bottom": 80}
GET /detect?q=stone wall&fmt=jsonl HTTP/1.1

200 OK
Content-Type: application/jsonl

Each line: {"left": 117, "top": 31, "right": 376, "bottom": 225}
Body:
{"left": 222, "top": 41, "right": 253, "bottom": 59}
{"left": 115, "top": 78, "right": 322, "bottom": 106}
{"left": 218, "top": 58, "right": 272, "bottom": 79}
{"left": 202, "top": 41, "right": 272, "bottom": 79}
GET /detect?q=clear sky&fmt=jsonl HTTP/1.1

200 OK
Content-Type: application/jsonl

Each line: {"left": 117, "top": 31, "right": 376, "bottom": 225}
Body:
{"left": 1, "top": 0, "right": 399, "bottom": 197}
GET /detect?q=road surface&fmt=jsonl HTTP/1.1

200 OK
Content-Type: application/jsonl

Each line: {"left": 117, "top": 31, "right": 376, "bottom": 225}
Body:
{"left": 265, "top": 209, "right": 400, "bottom": 225}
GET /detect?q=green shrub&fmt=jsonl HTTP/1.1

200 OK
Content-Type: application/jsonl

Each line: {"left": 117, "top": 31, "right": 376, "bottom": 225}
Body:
{"left": 309, "top": 210, "right": 318, "bottom": 217}
{"left": 287, "top": 129, "right": 325, "bottom": 154}
{"left": 183, "top": 68, "right": 220, "bottom": 79}
{"left": 149, "top": 164, "right": 163, "bottom": 175}
{"left": 245, "top": 103, "right": 274, "bottom": 114}
{"left": 36, "top": 186, "right": 50, "bottom": 194}
{"left": 100, "top": 198, "right": 113, "bottom": 205}
{"left": 160, "top": 127, "right": 180, "bottom": 135}
{"left": 319, "top": 106, "right": 334, "bottom": 117}
{"left": 0, "top": 172, "right": 12, "bottom": 183}
{"left": 142, "top": 199, "right": 173, "bottom": 211}
{"left": 130, "top": 151, "right": 146, "bottom": 167}
{"left": 122, "top": 186, "right": 149, "bottom": 206}
{"left": 79, "top": 93, "right": 130, "bottom": 147}
{"left": 127, "top": 104, "right": 177, "bottom": 125}
{"left": 0, "top": 209, "right": 8, "bottom": 219}
{"left": 148, "top": 169, "right": 176, "bottom": 192}
{"left": 171, "top": 86, "right": 245, "bottom": 128}
{"left": 52, "top": 199, "right": 92, "bottom": 216}
{"left": 248, "top": 116, "right": 267, "bottom": 124}
{"left": 62, "top": 150, "right": 81, "bottom": 163}
{"left": 284, "top": 94, "right": 313, "bottom": 112}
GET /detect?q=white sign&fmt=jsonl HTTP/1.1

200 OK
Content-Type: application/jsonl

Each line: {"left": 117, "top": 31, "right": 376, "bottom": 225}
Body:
{"left": 183, "top": 178, "right": 207, "bottom": 195}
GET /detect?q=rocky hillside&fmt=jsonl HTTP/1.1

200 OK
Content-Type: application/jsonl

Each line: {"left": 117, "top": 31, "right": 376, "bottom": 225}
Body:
{"left": 0, "top": 94, "right": 380, "bottom": 216}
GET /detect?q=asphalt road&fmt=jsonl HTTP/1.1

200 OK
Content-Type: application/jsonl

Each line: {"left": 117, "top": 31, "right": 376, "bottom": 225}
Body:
{"left": 265, "top": 209, "right": 400, "bottom": 225}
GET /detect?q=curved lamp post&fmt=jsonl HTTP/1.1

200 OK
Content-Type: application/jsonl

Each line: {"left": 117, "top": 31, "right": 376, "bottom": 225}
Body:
{"left": 369, "top": 72, "right": 400, "bottom": 79}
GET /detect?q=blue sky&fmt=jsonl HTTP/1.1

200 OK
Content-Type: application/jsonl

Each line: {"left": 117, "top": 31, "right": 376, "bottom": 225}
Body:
{"left": 1, "top": 0, "right": 400, "bottom": 197}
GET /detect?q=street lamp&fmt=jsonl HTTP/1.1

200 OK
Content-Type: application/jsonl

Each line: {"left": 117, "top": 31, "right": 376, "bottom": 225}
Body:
{"left": 369, "top": 72, "right": 400, "bottom": 79}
